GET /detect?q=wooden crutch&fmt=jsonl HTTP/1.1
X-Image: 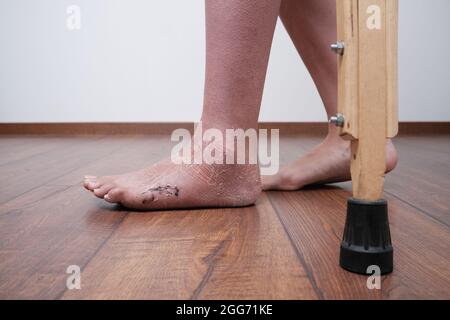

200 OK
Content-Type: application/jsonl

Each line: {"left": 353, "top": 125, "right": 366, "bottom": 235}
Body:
{"left": 330, "top": 0, "right": 398, "bottom": 275}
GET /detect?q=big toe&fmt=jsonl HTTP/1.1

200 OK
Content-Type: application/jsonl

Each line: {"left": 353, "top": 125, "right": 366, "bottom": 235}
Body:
{"left": 84, "top": 177, "right": 98, "bottom": 190}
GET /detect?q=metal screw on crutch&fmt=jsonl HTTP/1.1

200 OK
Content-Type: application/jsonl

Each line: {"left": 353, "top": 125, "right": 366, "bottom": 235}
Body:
{"left": 329, "top": 113, "right": 345, "bottom": 127}
{"left": 331, "top": 41, "right": 345, "bottom": 55}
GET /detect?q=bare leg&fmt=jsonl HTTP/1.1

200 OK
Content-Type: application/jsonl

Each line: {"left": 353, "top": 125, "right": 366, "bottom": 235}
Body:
{"left": 262, "top": 0, "right": 398, "bottom": 191}
{"left": 84, "top": 0, "right": 281, "bottom": 210}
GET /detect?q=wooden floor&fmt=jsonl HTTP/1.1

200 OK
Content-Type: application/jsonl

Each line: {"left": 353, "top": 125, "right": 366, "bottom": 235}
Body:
{"left": 0, "top": 133, "right": 449, "bottom": 300}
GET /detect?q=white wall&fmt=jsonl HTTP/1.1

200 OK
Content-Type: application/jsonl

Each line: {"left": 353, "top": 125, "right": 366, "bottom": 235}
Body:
{"left": 0, "top": 0, "right": 449, "bottom": 123}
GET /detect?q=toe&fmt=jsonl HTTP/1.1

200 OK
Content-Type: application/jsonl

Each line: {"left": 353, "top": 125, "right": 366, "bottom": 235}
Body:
{"left": 104, "top": 188, "right": 124, "bottom": 203}
{"left": 83, "top": 178, "right": 96, "bottom": 190}
{"left": 93, "top": 184, "right": 114, "bottom": 198}
{"left": 86, "top": 176, "right": 115, "bottom": 191}
{"left": 86, "top": 180, "right": 101, "bottom": 191}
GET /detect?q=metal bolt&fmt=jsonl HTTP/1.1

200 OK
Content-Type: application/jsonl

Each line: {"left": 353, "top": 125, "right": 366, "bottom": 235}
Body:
{"left": 329, "top": 113, "right": 345, "bottom": 127}
{"left": 331, "top": 41, "right": 345, "bottom": 55}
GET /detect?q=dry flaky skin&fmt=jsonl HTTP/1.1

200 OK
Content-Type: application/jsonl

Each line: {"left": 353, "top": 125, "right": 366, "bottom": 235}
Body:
{"left": 83, "top": 0, "right": 281, "bottom": 211}
{"left": 84, "top": 159, "right": 261, "bottom": 211}
{"left": 83, "top": 0, "right": 399, "bottom": 209}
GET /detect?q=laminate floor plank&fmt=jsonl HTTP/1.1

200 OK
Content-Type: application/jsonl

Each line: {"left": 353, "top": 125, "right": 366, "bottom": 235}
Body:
{"left": 0, "top": 135, "right": 86, "bottom": 166}
{"left": 267, "top": 187, "right": 450, "bottom": 299}
{"left": 0, "top": 134, "right": 448, "bottom": 300}
{"left": 0, "top": 136, "right": 134, "bottom": 204}
{"left": 0, "top": 184, "right": 126, "bottom": 299}
{"left": 62, "top": 193, "right": 318, "bottom": 300}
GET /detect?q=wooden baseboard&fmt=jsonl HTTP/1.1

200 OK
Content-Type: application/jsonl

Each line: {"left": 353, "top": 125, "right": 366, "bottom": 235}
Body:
{"left": 0, "top": 123, "right": 330, "bottom": 135}
{"left": 0, "top": 122, "right": 449, "bottom": 135}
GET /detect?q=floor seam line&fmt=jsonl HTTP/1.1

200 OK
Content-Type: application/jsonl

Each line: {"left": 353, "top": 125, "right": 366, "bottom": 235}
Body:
{"left": 266, "top": 193, "right": 325, "bottom": 300}
{"left": 385, "top": 190, "right": 449, "bottom": 228}
{"left": 55, "top": 211, "right": 129, "bottom": 300}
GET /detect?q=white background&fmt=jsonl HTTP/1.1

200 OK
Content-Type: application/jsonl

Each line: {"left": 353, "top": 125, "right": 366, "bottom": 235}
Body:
{"left": 0, "top": 0, "right": 449, "bottom": 123}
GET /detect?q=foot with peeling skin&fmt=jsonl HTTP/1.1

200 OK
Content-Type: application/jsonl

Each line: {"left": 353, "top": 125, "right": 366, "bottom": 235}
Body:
{"left": 83, "top": 159, "right": 261, "bottom": 211}
{"left": 262, "top": 134, "right": 398, "bottom": 191}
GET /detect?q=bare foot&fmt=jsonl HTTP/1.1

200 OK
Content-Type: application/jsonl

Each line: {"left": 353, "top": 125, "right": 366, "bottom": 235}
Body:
{"left": 84, "top": 160, "right": 261, "bottom": 211}
{"left": 262, "top": 135, "right": 398, "bottom": 191}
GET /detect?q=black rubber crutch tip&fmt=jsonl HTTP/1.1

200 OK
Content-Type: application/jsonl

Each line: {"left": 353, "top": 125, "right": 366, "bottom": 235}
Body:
{"left": 339, "top": 198, "right": 394, "bottom": 275}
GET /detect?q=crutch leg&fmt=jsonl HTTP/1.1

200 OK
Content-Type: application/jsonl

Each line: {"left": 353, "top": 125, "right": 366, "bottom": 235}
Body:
{"left": 330, "top": 0, "right": 398, "bottom": 275}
